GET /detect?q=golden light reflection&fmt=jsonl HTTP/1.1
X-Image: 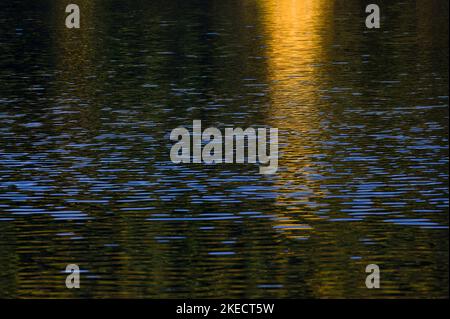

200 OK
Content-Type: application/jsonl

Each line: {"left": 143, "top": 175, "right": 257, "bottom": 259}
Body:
{"left": 260, "top": 0, "right": 335, "bottom": 237}
{"left": 52, "top": 1, "right": 100, "bottom": 130}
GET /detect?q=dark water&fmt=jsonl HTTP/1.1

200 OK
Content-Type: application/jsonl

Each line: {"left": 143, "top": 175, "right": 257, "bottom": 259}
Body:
{"left": 0, "top": 0, "right": 448, "bottom": 298}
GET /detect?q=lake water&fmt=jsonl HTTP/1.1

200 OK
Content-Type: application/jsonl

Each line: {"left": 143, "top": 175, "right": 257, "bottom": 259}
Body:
{"left": 0, "top": 0, "right": 448, "bottom": 298}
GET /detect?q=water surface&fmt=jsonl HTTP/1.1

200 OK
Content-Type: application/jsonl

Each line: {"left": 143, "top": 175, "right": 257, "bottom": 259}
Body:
{"left": 0, "top": 0, "right": 448, "bottom": 298}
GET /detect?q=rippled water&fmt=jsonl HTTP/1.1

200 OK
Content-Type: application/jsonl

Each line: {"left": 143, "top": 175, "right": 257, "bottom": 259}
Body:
{"left": 0, "top": 0, "right": 448, "bottom": 298}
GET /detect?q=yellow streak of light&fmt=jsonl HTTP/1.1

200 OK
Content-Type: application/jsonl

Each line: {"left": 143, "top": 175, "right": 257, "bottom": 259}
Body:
{"left": 259, "top": 0, "right": 335, "bottom": 234}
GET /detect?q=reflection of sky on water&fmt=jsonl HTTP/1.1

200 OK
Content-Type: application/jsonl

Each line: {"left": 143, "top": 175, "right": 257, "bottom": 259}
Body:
{"left": 0, "top": 0, "right": 448, "bottom": 298}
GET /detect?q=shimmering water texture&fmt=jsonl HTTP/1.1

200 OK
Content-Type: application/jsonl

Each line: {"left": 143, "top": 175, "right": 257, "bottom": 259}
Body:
{"left": 0, "top": 0, "right": 448, "bottom": 298}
